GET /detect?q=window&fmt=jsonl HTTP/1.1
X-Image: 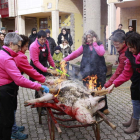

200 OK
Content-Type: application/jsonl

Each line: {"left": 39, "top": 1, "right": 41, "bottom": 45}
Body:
{"left": 59, "top": 16, "right": 61, "bottom": 28}
{"left": 129, "top": 19, "right": 137, "bottom": 31}
{"left": 39, "top": 18, "right": 48, "bottom": 29}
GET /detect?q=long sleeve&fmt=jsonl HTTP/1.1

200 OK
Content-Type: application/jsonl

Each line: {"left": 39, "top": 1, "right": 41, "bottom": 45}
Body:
{"left": 52, "top": 39, "right": 56, "bottom": 54}
{"left": 5, "top": 59, "right": 41, "bottom": 91}
{"left": 16, "top": 55, "right": 46, "bottom": 83}
{"left": 104, "top": 53, "right": 126, "bottom": 88}
{"left": 93, "top": 42, "right": 105, "bottom": 56}
{"left": 57, "top": 34, "right": 62, "bottom": 45}
{"left": 30, "top": 46, "right": 47, "bottom": 72}
{"left": 113, "top": 59, "right": 133, "bottom": 87}
{"left": 63, "top": 45, "right": 83, "bottom": 61}
{"left": 69, "top": 34, "right": 73, "bottom": 46}
{"left": 46, "top": 44, "right": 55, "bottom": 67}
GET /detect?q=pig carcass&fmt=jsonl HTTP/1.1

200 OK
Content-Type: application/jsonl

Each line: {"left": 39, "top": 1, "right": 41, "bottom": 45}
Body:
{"left": 25, "top": 78, "right": 106, "bottom": 124}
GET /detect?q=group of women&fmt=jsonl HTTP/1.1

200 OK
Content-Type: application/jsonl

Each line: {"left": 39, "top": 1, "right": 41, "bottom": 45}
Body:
{"left": 0, "top": 28, "right": 140, "bottom": 140}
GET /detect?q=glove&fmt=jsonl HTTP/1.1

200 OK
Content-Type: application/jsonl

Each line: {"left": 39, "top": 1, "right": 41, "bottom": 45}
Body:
{"left": 41, "top": 85, "right": 49, "bottom": 93}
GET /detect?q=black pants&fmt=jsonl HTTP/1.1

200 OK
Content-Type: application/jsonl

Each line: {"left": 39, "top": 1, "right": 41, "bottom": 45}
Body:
{"left": 0, "top": 82, "right": 17, "bottom": 140}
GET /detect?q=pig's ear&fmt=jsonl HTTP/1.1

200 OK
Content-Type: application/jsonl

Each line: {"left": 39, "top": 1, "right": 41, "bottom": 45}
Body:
{"left": 97, "top": 100, "right": 105, "bottom": 110}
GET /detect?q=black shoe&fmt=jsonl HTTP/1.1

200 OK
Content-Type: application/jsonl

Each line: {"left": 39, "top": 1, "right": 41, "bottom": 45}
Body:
{"left": 137, "top": 137, "right": 140, "bottom": 140}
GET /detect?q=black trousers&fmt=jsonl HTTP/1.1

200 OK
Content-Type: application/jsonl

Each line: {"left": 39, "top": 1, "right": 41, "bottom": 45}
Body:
{"left": 0, "top": 82, "right": 17, "bottom": 140}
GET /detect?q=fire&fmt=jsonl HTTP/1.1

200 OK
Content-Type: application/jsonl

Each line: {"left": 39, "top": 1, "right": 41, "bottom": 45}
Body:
{"left": 83, "top": 75, "right": 102, "bottom": 91}
{"left": 54, "top": 62, "right": 67, "bottom": 97}
{"left": 60, "top": 62, "right": 67, "bottom": 79}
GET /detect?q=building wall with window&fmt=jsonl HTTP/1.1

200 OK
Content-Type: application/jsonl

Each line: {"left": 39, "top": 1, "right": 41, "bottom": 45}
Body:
{"left": 35, "top": 0, "right": 83, "bottom": 50}
{"left": 120, "top": 7, "right": 140, "bottom": 33}
{"left": 108, "top": 0, "right": 118, "bottom": 3}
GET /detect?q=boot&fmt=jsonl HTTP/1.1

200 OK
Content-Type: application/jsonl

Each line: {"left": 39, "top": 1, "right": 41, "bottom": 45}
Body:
{"left": 124, "top": 118, "right": 139, "bottom": 134}
{"left": 103, "top": 109, "right": 110, "bottom": 115}
{"left": 122, "top": 114, "right": 132, "bottom": 127}
{"left": 137, "top": 137, "right": 140, "bottom": 140}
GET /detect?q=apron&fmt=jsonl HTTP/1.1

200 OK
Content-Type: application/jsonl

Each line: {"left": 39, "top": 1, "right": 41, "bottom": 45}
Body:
{"left": 30, "top": 45, "right": 48, "bottom": 81}
{"left": 125, "top": 49, "right": 140, "bottom": 100}
{"left": 0, "top": 48, "right": 19, "bottom": 110}
{"left": 80, "top": 44, "right": 107, "bottom": 87}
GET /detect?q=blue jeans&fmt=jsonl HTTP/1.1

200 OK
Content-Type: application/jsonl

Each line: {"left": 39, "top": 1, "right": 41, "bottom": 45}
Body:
{"left": 12, "top": 110, "right": 18, "bottom": 133}
{"left": 132, "top": 100, "right": 140, "bottom": 120}
{"left": 110, "top": 45, "right": 116, "bottom": 55}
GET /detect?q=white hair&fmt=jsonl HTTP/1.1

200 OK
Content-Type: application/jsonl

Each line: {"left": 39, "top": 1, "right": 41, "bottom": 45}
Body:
{"left": 4, "top": 32, "right": 23, "bottom": 46}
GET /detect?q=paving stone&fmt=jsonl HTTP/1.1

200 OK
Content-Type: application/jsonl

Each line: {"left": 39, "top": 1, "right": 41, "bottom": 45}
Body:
{"left": 16, "top": 77, "right": 140, "bottom": 140}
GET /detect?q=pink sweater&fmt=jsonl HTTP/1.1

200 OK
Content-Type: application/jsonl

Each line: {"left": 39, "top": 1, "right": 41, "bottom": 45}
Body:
{"left": 113, "top": 53, "right": 140, "bottom": 87}
{"left": 0, "top": 46, "right": 41, "bottom": 91}
{"left": 14, "top": 51, "right": 46, "bottom": 83}
{"left": 29, "top": 39, "right": 55, "bottom": 72}
{"left": 64, "top": 42, "right": 105, "bottom": 61}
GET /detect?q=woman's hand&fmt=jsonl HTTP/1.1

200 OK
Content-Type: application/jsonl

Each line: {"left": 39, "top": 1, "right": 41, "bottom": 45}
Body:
{"left": 41, "top": 85, "right": 49, "bottom": 93}
{"left": 60, "top": 60, "right": 66, "bottom": 65}
{"left": 107, "top": 84, "right": 115, "bottom": 93}
{"left": 93, "top": 37, "right": 97, "bottom": 43}
{"left": 47, "top": 68, "right": 52, "bottom": 73}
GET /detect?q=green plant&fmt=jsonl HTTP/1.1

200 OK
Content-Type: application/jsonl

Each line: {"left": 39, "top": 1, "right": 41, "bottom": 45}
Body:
{"left": 75, "top": 61, "right": 81, "bottom": 65}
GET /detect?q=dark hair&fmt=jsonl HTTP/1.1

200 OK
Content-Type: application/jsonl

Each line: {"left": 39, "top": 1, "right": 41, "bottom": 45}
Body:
{"left": 61, "top": 28, "right": 68, "bottom": 34}
{"left": 112, "top": 32, "right": 126, "bottom": 43}
{"left": 20, "top": 35, "right": 29, "bottom": 48}
{"left": 62, "top": 39, "right": 68, "bottom": 44}
{"left": 0, "top": 33, "right": 5, "bottom": 37}
{"left": 37, "top": 30, "right": 46, "bottom": 38}
{"left": 128, "top": 26, "right": 133, "bottom": 28}
{"left": 126, "top": 32, "right": 140, "bottom": 53}
{"left": 119, "top": 24, "right": 123, "bottom": 26}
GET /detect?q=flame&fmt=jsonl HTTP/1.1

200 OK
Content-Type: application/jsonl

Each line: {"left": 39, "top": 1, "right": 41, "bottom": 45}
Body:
{"left": 60, "top": 62, "right": 67, "bottom": 79}
{"left": 83, "top": 75, "right": 102, "bottom": 91}
{"left": 54, "top": 62, "right": 68, "bottom": 97}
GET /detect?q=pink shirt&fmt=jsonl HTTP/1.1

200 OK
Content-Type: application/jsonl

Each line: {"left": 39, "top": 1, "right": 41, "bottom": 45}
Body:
{"left": 14, "top": 51, "right": 46, "bottom": 83}
{"left": 29, "top": 39, "right": 55, "bottom": 72}
{"left": 64, "top": 42, "right": 105, "bottom": 61}
{"left": 113, "top": 53, "right": 140, "bottom": 87}
{"left": 0, "top": 46, "right": 41, "bottom": 91}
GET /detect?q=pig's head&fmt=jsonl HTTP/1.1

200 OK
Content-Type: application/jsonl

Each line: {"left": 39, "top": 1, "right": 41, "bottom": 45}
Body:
{"left": 88, "top": 96, "right": 105, "bottom": 114}
{"left": 72, "top": 96, "right": 105, "bottom": 124}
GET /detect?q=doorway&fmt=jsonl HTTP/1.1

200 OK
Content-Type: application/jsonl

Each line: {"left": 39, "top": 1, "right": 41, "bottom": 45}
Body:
{"left": 129, "top": 19, "right": 137, "bottom": 31}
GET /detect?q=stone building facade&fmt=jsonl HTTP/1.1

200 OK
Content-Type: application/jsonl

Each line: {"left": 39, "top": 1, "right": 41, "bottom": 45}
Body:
{"left": 0, "top": 0, "right": 108, "bottom": 50}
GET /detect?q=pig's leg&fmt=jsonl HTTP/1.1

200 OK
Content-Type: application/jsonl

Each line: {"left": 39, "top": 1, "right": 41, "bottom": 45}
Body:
{"left": 25, "top": 93, "right": 54, "bottom": 104}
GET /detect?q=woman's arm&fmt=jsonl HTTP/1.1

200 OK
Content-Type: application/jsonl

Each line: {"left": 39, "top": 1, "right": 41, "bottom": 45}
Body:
{"left": 63, "top": 45, "right": 83, "bottom": 61}
{"left": 5, "top": 58, "right": 41, "bottom": 91}
{"left": 17, "top": 55, "right": 46, "bottom": 83}
{"left": 104, "top": 53, "right": 126, "bottom": 88}
{"left": 46, "top": 42, "right": 55, "bottom": 67}
{"left": 113, "top": 59, "right": 133, "bottom": 87}
{"left": 93, "top": 42, "right": 105, "bottom": 56}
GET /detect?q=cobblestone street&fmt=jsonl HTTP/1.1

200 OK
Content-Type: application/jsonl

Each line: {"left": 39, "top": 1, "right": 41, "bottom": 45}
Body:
{"left": 13, "top": 75, "right": 140, "bottom": 140}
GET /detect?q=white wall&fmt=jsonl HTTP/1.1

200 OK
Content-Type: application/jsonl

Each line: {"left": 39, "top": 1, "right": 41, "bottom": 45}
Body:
{"left": 18, "top": 0, "right": 44, "bottom": 15}
{"left": 8, "top": 0, "right": 15, "bottom": 17}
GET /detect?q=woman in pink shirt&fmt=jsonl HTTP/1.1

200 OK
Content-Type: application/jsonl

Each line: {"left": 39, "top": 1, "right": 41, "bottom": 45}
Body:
{"left": 108, "top": 32, "right": 140, "bottom": 136}
{"left": 29, "top": 30, "right": 55, "bottom": 99}
{"left": 0, "top": 33, "right": 49, "bottom": 140}
{"left": 62, "top": 30, "right": 108, "bottom": 114}
{"left": 12, "top": 35, "right": 49, "bottom": 139}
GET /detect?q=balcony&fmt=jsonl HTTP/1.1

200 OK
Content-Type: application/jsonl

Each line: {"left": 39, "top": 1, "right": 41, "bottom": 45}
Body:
{"left": 18, "top": 0, "right": 45, "bottom": 16}
{"left": 0, "top": 1, "right": 9, "bottom": 18}
{"left": 116, "top": 0, "right": 140, "bottom": 8}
